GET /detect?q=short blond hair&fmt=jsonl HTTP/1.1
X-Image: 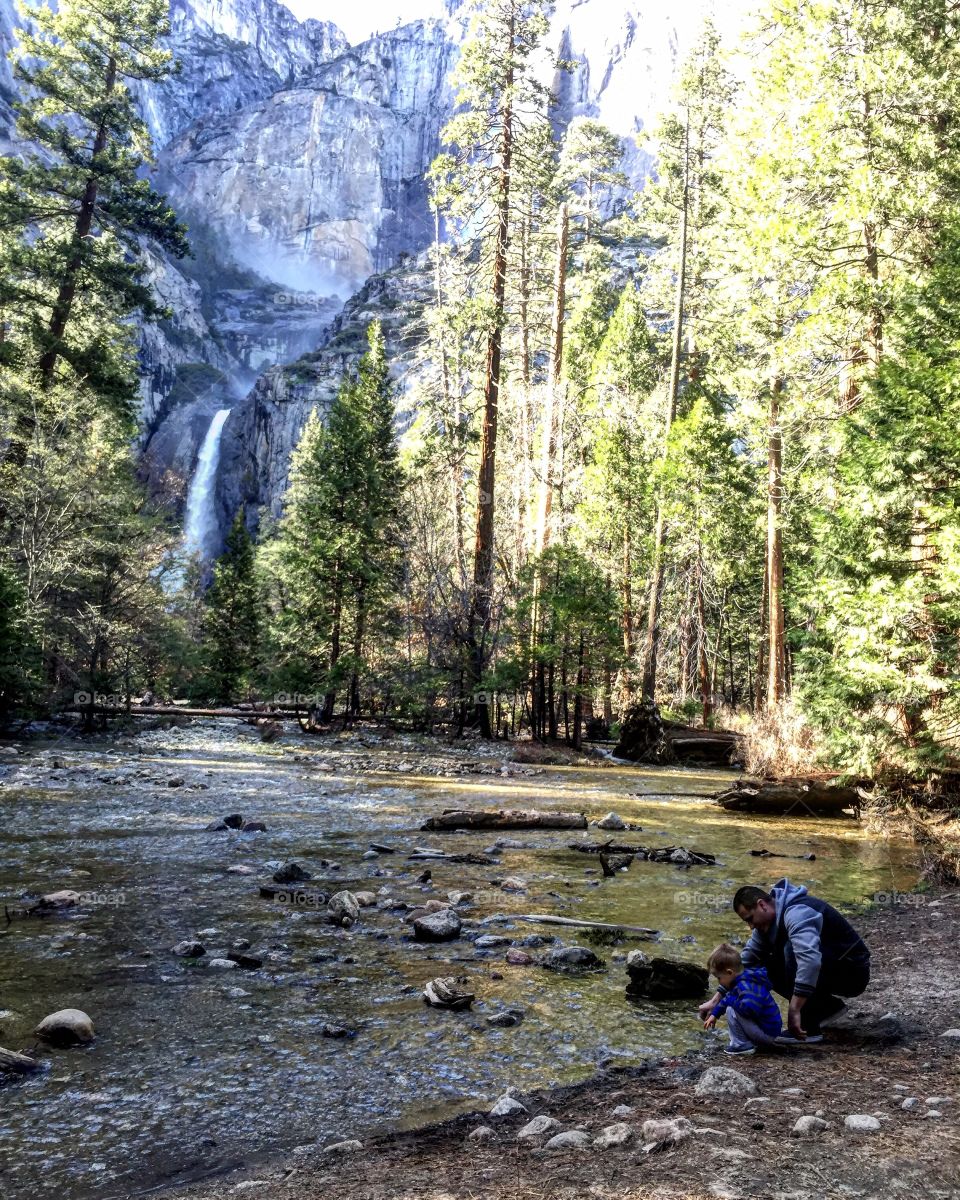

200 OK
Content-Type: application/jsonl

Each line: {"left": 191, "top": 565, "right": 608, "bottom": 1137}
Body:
{"left": 707, "top": 942, "right": 742, "bottom": 976}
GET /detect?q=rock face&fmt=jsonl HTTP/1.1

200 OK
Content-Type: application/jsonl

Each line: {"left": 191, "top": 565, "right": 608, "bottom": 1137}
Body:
{"left": 34, "top": 1009, "right": 95, "bottom": 1046}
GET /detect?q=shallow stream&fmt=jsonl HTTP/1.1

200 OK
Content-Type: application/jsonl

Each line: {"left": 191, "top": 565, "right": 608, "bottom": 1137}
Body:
{"left": 0, "top": 721, "right": 918, "bottom": 1199}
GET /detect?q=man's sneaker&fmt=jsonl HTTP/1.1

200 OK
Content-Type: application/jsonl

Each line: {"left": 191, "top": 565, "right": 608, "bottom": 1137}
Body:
{"left": 724, "top": 1045, "right": 756, "bottom": 1057}
{"left": 775, "top": 1032, "right": 823, "bottom": 1046}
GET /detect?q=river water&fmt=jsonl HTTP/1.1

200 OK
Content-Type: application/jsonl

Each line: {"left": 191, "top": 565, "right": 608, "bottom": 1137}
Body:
{"left": 0, "top": 721, "right": 918, "bottom": 1199}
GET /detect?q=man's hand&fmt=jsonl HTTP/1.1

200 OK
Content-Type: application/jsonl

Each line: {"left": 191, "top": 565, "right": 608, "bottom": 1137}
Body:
{"left": 703, "top": 1014, "right": 717, "bottom": 1030}
{"left": 787, "top": 996, "right": 807, "bottom": 1039}
{"left": 699, "top": 991, "right": 721, "bottom": 1020}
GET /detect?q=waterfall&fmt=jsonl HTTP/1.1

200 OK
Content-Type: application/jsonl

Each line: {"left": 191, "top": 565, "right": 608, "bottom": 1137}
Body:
{"left": 181, "top": 408, "right": 231, "bottom": 566}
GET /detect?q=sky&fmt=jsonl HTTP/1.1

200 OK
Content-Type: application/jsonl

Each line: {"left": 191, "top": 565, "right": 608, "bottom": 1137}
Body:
{"left": 285, "top": 0, "right": 442, "bottom": 45}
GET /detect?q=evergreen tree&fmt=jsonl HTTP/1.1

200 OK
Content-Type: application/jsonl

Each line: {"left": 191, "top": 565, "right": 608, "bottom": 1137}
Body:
{"left": 0, "top": 0, "right": 189, "bottom": 452}
{"left": 203, "top": 512, "right": 261, "bottom": 703}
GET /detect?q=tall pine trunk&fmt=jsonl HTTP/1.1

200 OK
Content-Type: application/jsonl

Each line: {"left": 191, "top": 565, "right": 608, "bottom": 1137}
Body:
{"left": 766, "top": 375, "right": 787, "bottom": 707}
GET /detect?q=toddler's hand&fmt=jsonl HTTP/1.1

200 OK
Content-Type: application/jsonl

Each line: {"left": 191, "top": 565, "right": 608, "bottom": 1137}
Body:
{"left": 703, "top": 1014, "right": 716, "bottom": 1030}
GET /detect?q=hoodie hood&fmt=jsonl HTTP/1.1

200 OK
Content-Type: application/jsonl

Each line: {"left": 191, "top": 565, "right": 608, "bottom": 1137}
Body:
{"left": 770, "top": 878, "right": 808, "bottom": 926}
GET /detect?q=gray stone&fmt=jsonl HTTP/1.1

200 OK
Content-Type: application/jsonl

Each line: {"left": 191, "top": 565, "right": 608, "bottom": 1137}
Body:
{"left": 468, "top": 1125, "right": 495, "bottom": 1143}
{"left": 901, "top": 1098, "right": 919, "bottom": 1110}
{"left": 791, "top": 1116, "right": 829, "bottom": 1137}
{"left": 34, "top": 1008, "right": 95, "bottom": 1046}
{"left": 941, "top": 1028, "right": 960, "bottom": 1038}
{"left": 844, "top": 1114, "right": 881, "bottom": 1133}
{"left": 353, "top": 891, "right": 378, "bottom": 908}
{"left": 695, "top": 1067, "right": 757, "bottom": 1098}
{"left": 541, "top": 946, "right": 606, "bottom": 974}
{"left": 475, "top": 934, "right": 511, "bottom": 949}
{"left": 172, "top": 940, "right": 205, "bottom": 957}
{"left": 274, "top": 862, "right": 311, "bottom": 884}
{"left": 612, "top": 1104, "right": 635, "bottom": 1118}
{"left": 206, "top": 957, "right": 237, "bottom": 969}
{"left": 597, "top": 811, "right": 626, "bottom": 831}
{"left": 413, "top": 908, "right": 461, "bottom": 942}
{"left": 517, "top": 1115, "right": 562, "bottom": 1142}
{"left": 489, "top": 1094, "right": 528, "bottom": 1119}
{"left": 641, "top": 1116, "right": 693, "bottom": 1149}
{"left": 328, "top": 890, "right": 360, "bottom": 925}
{"left": 487, "top": 1009, "right": 524, "bottom": 1028}
{"left": 544, "top": 1130, "right": 592, "bottom": 1151}
{"left": 593, "top": 1122, "right": 634, "bottom": 1148}
{"left": 322, "top": 1139, "right": 362, "bottom": 1154}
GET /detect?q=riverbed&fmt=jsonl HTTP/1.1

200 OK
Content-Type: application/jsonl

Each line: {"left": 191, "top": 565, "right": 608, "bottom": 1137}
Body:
{"left": 0, "top": 721, "right": 919, "bottom": 1200}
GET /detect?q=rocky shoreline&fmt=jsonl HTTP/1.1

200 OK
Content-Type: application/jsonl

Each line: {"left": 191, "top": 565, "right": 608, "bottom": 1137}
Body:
{"left": 166, "top": 891, "right": 960, "bottom": 1200}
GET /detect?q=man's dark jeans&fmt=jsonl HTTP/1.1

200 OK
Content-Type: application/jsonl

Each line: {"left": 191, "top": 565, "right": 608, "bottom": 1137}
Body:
{"left": 768, "top": 957, "right": 870, "bottom": 1033}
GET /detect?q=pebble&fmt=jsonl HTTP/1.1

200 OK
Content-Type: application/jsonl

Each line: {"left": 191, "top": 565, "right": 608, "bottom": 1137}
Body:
{"left": 781, "top": 1087, "right": 804, "bottom": 1097}
{"left": 172, "top": 940, "right": 205, "bottom": 958}
{"left": 206, "top": 958, "right": 237, "bottom": 970}
{"left": 791, "top": 1115, "right": 829, "bottom": 1137}
{"left": 486, "top": 1009, "right": 524, "bottom": 1028}
{"left": 941, "top": 1029, "right": 960, "bottom": 1039}
{"left": 926, "top": 1096, "right": 952, "bottom": 1105}
{"left": 612, "top": 1104, "right": 634, "bottom": 1118}
{"left": 927, "top": 1110, "right": 943, "bottom": 1119}
{"left": 322, "top": 1140, "right": 362, "bottom": 1154}
{"left": 475, "top": 935, "right": 511, "bottom": 949}
{"left": 901, "top": 1097, "right": 919, "bottom": 1110}
{"left": 506, "top": 949, "right": 533, "bottom": 966}
{"left": 844, "top": 1114, "right": 881, "bottom": 1133}
{"left": 225, "top": 865, "right": 255, "bottom": 876}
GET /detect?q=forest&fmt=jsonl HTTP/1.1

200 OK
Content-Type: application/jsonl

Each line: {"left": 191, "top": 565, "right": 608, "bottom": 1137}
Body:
{"left": 3, "top": 0, "right": 960, "bottom": 780}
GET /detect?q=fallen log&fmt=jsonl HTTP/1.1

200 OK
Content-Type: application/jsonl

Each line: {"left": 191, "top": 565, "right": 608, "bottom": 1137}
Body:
{"left": 714, "top": 778, "right": 860, "bottom": 817}
{"left": 421, "top": 808, "right": 587, "bottom": 832}
{"left": 513, "top": 914, "right": 658, "bottom": 937}
{"left": 614, "top": 700, "right": 740, "bottom": 766}
{"left": 0, "top": 1046, "right": 41, "bottom": 1075}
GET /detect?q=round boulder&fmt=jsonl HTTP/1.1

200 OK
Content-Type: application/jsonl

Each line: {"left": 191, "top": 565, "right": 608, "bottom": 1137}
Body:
{"left": 34, "top": 1008, "right": 94, "bottom": 1046}
{"left": 413, "top": 908, "right": 462, "bottom": 942}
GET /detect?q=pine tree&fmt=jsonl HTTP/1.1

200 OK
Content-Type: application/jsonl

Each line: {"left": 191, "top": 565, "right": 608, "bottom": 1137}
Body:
{"left": 0, "top": 0, "right": 189, "bottom": 452}
{"left": 203, "top": 512, "right": 261, "bottom": 703}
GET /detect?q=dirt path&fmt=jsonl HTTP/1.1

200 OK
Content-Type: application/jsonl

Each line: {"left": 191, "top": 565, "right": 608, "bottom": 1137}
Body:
{"left": 166, "top": 891, "right": 960, "bottom": 1200}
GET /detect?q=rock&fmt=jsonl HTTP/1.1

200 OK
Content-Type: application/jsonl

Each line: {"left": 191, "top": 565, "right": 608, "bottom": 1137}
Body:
{"left": 172, "top": 940, "right": 205, "bottom": 958}
{"left": 353, "top": 891, "right": 378, "bottom": 908}
{"left": 844, "top": 1114, "right": 881, "bottom": 1133}
{"left": 641, "top": 1116, "right": 693, "bottom": 1150}
{"left": 423, "top": 976, "right": 474, "bottom": 1010}
{"left": 226, "top": 865, "right": 255, "bottom": 875}
{"left": 362, "top": 850, "right": 379, "bottom": 860}
{"left": 544, "top": 1130, "right": 592, "bottom": 1151}
{"left": 781, "top": 1087, "right": 804, "bottom": 1097}
{"left": 35, "top": 890, "right": 81, "bottom": 911}
{"left": 927, "top": 1109, "right": 943, "bottom": 1119}
{"left": 926, "top": 1096, "right": 952, "bottom": 1105}
{"left": 274, "top": 862, "right": 311, "bottom": 884}
{"left": 506, "top": 949, "right": 533, "bottom": 965}
{"left": 322, "top": 1139, "right": 362, "bottom": 1154}
{"left": 320, "top": 1023, "right": 354, "bottom": 1038}
{"left": 941, "top": 1028, "right": 960, "bottom": 1038}
{"left": 597, "top": 811, "right": 626, "bottom": 830}
{"left": 475, "top": 935, "right": 511, "bottom": 949}
{"left": 257, "top": 719, "right": 283, "bottom": 743}
{"left": 625, "top": 952, "right": 708, "bottom": 1000}
{"left": 34, "top": 1008, "right": 95, "bottom": 1046}
{"left": 227, "top": 951, "right": 263, "bottom": 970}
{"left": 413, "top": 908, "right": 462, "bottom": 942}
{"left": 695, "top": 1067, "right": 757, "bottom": 1098}
{"left": 612, "top": 1104, "right": 635, "bottom": 1118}
{"left": 791, "top": 1116, "right": 829, "bottom": 1137}
{"left": 240, "top": 820, "right": 267, "bottom": 832}
{"left": 490, "top": 1093, "right": 528, "bottom": 1118}
{"left": 167, "top": 777, "right": 185, "bottom": 787}
{"left": 328, "top": 890, "right": 360, "bottom": 925}
{"left": 517, "top": 1115, "right": 562, "bottom": 1142}
{"left": 219, "top": 814, "right": 245, "bottom": 828}
{"left": 501, "top": 877, "right": 527, "bottom": 892}
{"left": 207, "top": 958, "right": 237, "bottom": 969}
{"left": 449, "top": 891, "right": 473, "bottom": 905}
{"left": 468, "top": 1125, "right": 496, "bottom": 1142}
{"left": 541, "top": 946, "right": 606, "bottom": 974}
{"left": 901, "top": 1098, "right": 919, "bottom": 1110}
{"left": 487, "top": 1009, "right": 524, "bottom": 1028}
{"left": 206, "top": 820, "right": 229, "bottom": 831}
{"left": 593, "top": 1123, "right": 634, "bottom": 1148}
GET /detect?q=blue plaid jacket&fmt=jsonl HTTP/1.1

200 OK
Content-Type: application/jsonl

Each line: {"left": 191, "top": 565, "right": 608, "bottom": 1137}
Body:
{"left": 711, "top": 966, "right": 782, "bottom": 1036}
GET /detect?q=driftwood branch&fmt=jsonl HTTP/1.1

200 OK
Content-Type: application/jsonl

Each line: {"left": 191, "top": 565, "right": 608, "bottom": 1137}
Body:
{"left": 0, "top": 1046, "right": 41, "bottom": 1074}
{"left": 421, "top": 809, "right": 587, "bottom": 832}
{"left": 513, "top": 914, "right": 658, "bottom": 936}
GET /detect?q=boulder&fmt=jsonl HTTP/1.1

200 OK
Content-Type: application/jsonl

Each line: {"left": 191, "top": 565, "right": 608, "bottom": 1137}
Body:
{"left": 172, "top": 940, "right": 205, "bottom": 958}
{"left": 792, "top": 1115, "right": 829, "bottom": 1137}
{"left": 274, "top": 862, "right": 311, "bottom": 884}
{"left": 695, "top": 1066, "right": 757, "bottom": 1098}
{"left": 506, "top": 949, "right": 533, "bottom": 966}
{"left": 844, "top": 1114, "right": 881, "bottom": 1133}
{"left": 475, "top": 934, "right": 511, "bottom": 949}
{"left": 35, "top": 890, "right": 80, "bottom": 911}
{"left": 206, "top": 958, "right": 237, "bottom": 969}
{"left": 353, "top": 891, "right": 378, "bottom": 908}
{"left": 320, "top": 1023, "right": 355, "bottom": 1038}
{"left": 517, "top": 1115, "right": 562, "bottom": 1142}
{"left": 34, "top": 1008, "right": 95, "bottom": 1046}
{"left": 612, "top": 1104, "right": 635, "bottom": 1118}
{"left": 468, "top": 1126, "right": 496, "bottom": 1142}
{"left": 226, "top": 951, "right": 263, "bottom": 970}
{"left": 593, "top": 1122, "right": 634, "bottom": 1148}
{"left": 597, "top": 812, "right": 626, "bottom": 831}
{"left": 541, "top": 946, "right": 606, "bottom": 974}
{"left": 328, "top": 890, "right": 360, "bottom": 925}
{"left": 487, "top": 1009, "right": 524, "bottom": 1028}
{"left": 490, "top": 1093, "right": 528, "bottom": 1118}
{"left": 322, "top": 1139, "right": 362, "bottom": 1154}
{"left": 626, "top": 952, "right": 708, "bottom": 1000}
{"left": 241, "top": 820, "right": 267, "bottom": 832}
{"left": 641, "top": 1116, "right": 693, "bottom": 1149}
{"left": 501, "top": 877, "right": 527, "bottom": 892}
{"left": 413, "top": 908, "right": 462, "bottom": 942}
{"left": 544, "top": 1130, "right": 592, "bottom": 1151}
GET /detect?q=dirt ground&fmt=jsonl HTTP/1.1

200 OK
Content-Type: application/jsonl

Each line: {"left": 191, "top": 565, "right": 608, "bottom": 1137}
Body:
{"left": 167, "top": 891, "right": 960, "bottom": 1200}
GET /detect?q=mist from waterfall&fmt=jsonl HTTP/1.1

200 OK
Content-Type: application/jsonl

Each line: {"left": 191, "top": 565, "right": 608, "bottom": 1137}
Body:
{"left": 181, "top": 407, "right": 232, "bottom": 570}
